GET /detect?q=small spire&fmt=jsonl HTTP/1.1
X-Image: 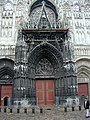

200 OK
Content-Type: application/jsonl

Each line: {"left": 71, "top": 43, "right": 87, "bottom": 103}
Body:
{"left": 42, "top": 0, "right": 45, "bottom": 7}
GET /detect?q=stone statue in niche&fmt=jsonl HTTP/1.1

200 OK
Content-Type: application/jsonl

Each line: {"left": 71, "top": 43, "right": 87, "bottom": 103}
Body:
{"left": 36, "top": 58, "right": 53, "bottom": 75}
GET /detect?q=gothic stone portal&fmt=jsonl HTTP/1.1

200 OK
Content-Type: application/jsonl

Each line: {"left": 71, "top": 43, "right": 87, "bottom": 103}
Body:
{"left": 14, "top": 29, "right": 77, "bottom": 105}
{"left": 14, "top": 0, "right": 77, "bottom": 105}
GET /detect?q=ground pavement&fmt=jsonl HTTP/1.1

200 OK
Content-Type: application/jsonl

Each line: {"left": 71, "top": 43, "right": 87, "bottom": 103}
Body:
{"left": 0, "top": 106, "right": 89, "bottom": 120}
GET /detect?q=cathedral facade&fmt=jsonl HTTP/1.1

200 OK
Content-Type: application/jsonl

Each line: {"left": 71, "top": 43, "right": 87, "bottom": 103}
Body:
{"left": 0, "top": 0, "right": 90, "bottom": 106}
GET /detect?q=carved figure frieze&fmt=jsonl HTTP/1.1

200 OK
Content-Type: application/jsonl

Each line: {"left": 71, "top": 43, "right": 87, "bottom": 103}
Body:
{"left": 35, "top": 58, "right": 54, "bottom": 75}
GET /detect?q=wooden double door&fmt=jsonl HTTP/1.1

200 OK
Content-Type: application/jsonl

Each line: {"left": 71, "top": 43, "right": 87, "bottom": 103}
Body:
{"left": 78, "top": 83, "right": 88, "bottom": 96}
{"left": 36, "top": 79, "right": 54, "bottom": 105}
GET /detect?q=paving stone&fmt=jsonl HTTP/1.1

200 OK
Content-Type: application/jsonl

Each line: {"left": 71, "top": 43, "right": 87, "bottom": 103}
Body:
{"left": 0, "top": 106, "right": 88, "bottom": 120}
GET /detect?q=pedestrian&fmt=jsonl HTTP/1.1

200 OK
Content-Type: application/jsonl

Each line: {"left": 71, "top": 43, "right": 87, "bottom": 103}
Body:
{"left": 84, "top": 97, "right": 90, "bottom": 118}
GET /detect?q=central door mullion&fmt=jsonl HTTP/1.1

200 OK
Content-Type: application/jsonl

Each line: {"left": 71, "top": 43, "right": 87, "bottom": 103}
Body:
{"left": 44, "top": 80, "right": 46, "bottom": 105}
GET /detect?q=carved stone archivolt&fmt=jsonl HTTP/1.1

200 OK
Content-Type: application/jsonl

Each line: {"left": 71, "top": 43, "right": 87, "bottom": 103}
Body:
{"left": 27, "top": 42, "right": 63, "bottom": 78}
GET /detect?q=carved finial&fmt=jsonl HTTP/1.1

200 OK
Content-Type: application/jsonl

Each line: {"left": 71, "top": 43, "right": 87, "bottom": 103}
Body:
{"left": 42, "top": 0, "right": 45, "bottom": 7}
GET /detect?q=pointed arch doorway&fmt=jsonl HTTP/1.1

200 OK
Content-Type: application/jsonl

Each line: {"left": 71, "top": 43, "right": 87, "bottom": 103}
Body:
{"left": 36, "top": 79, "right": 54, "bottom": 105}
{"left": 27, "top": 42, "right": 63, "bottom": 106}
{"left": 35, "top": 58, "right": 55, "bottom": 105}
{"left": 4, "top": 97, "right": 9, "bottom": 106}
